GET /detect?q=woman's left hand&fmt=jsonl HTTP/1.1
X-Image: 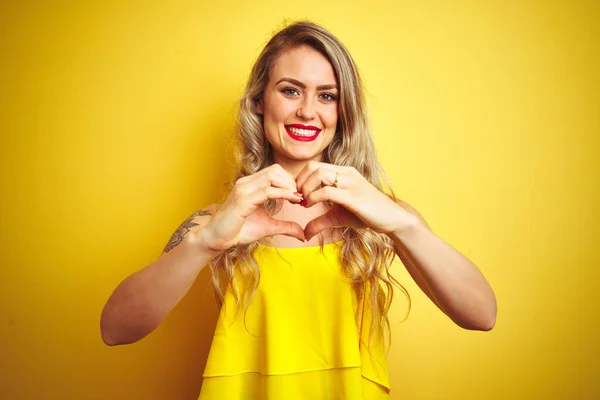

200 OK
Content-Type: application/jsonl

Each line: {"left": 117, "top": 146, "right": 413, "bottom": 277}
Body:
{"left": 296, "top": 161, "right": 417, "bottom": 241}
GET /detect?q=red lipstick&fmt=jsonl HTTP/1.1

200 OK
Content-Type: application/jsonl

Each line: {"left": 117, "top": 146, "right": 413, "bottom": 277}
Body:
{"left": 285, "top": 124, "right": 321, "bottom": 142}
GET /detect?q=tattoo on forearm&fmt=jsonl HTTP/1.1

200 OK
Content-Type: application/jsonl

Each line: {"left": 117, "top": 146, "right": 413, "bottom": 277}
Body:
{"left": 163, "top": 209, "right": 212, "bottom": 253}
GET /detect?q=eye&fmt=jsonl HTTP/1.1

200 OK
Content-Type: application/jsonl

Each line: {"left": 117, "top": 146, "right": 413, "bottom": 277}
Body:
{"left": 319, "top": 92, "right": 338, "bottom": 102}
{"left": 282, "top": 87, "right": 300, "bottom": 97}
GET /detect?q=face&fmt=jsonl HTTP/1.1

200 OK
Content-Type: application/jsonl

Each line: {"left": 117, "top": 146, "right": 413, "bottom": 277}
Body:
{"left": 257, "top": 45, "right": 339, "bottom": 164}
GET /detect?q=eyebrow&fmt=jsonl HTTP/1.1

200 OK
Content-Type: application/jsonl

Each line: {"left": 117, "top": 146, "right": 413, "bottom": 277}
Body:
{"left": 275, "top": 77, "right": 338, "bottom": 91}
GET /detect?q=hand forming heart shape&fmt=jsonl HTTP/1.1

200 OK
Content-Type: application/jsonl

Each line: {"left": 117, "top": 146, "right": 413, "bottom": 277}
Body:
{"left": 282, "top": 161, "right": 413, "bottom": 241}
{"left": 202, "top": 161, "right": 416, "bottom": 252}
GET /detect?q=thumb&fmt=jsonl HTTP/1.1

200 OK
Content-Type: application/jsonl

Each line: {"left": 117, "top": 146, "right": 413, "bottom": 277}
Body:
{"left": 264, "top": 218, "right": 306, "bottom": 242}
{"left": 304, "top": 211, "right": 338, "bottom": 242}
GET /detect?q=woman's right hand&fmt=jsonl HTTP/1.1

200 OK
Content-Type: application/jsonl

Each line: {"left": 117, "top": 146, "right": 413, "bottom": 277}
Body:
{"left": 200, "top": 164, "right": 305, "bottom": 252}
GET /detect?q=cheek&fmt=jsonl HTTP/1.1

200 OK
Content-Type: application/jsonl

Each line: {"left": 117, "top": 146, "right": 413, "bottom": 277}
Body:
{"left": 264, "top": 96, "right": 295, "bottom": 124}
{"left": 325, "top": 108, "right": 338, "bottom": 130}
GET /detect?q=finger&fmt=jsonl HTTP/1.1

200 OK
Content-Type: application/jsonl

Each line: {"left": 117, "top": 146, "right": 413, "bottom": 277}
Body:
{"left": 265, "top": 164, "right": 298, "bottom": 192}
{"left": 249, "top": 169, "right": 297, "bottom": 193}
{"left": 299, "top": 167, "right": 339, "bottom": 199}
{"left": 248, "top": 186, "right": 303, "bottom": 207}
{"left": 272, "top": 164, "right": 299, "bottom": 189}
{"left": 270, "top": 167, "right": 300, "bottom": 192}
{"left": 303, "top": 185, "right": 345, "bottom": 208}
{"left": 264, "top": 219, "right": 306, "bottom": 242}
{"left": 304, "top": 211, "right": 339, "bottom": 241}
{"left": 295, "top": 161, "right": 323, "bottom": 193}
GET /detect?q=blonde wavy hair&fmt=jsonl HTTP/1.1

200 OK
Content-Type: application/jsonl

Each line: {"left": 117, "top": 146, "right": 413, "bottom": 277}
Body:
{"left": 209, "top": 20, "right": 410, "bottom": 347}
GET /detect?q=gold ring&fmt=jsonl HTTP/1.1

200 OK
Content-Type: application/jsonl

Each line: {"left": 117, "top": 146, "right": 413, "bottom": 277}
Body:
{"left": 333, "top": 171, "right": 340, "bottom": 188}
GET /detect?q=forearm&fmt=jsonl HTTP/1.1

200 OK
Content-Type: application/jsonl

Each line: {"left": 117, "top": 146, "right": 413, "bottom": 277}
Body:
{"left": 388, "top": 211, "right": 497, "bottom": 331}
{"left": 100, "top": 229, "right": 220, "bottom": 345}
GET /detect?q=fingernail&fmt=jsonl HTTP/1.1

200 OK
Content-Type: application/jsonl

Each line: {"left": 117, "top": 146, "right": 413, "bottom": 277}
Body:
{"left": 294, "top": 192, "right": 303, "bottom": 197}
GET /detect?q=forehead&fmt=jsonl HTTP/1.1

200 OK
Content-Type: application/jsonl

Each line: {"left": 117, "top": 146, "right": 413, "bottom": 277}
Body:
{"left": 270, "top": 45, "right": 337, "bottom": 85}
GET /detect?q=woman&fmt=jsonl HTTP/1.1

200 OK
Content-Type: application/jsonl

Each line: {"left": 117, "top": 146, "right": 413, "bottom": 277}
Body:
{"left": 100, "top": 21, "right": 497, "bottom": 399}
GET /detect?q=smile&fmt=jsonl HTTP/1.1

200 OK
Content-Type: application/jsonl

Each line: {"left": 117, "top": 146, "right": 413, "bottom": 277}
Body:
{"left": 285, "top": 124, "right": 321, "bottom": 142}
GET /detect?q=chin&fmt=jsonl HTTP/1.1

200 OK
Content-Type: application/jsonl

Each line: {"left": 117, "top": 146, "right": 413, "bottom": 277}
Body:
{"left": 288, "top": 153, "right": 319, "bottom": 162}
{"left": 291, "top": 146, "right": 330, "bottom": 161}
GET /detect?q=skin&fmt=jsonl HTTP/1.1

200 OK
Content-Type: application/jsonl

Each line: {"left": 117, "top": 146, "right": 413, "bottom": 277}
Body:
{"left": 257, "top": 45, "right": 339, "bottom": 175}
{"left": 252, "top": 45, "right": 497, "bottom": 330}
{"left": 254, "top": 45, "right": 344, "bottom": 247}
{"left": 100, "top": 45, "right": 496, "bottom": 347}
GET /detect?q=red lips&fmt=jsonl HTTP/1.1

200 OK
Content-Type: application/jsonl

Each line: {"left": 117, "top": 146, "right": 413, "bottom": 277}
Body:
{"left": 285, "top": 124, "right": 321, "bottom": 142}
{"left": 286, "top": 124, "right": 321, "bottom": 130}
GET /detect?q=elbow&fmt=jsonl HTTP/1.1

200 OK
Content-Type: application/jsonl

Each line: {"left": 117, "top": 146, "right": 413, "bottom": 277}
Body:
{"left": 100, "top": 314, "right": 122, "bottom": 346}
{"left": 457, "top": 315, "right": 496, "bottom": 331}
{"left": 451, "top": 297, "right": 497, "bottom": 331}
{"left": 101, "top": 328, "right": 145, "bottom": 347}
{"left": 101, "top": 329, "right": 119, "bottom": 346}
{"left": 459, "top": 306, "right": 497, "bottom": 332}
{"left": 100, "top": 303, "right": 119, "bottom": 346}
{"left": 484, "top": 305, "right": 497, "bottom": 331}
{"left": 479, "top": 295, "right": 498, "bottom": 331}
{"left": 100, "top": 323, "right": 140, "bottom": 346}
{"left": 461, "top": 290, "right": 497, "bottom": 331}
{"left": 476, "top": 313, "right": 496, "bottom": 331}
{"left": 100, "top": 307, "right": 133, "bottom": 346}
{"left": 100, "top": 310, "right": 153, "bottom": 346}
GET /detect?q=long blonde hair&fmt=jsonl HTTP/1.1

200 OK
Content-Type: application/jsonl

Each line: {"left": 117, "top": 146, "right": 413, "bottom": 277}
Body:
{"left": 209, "top": 20, "right": 409, "bottom": 347}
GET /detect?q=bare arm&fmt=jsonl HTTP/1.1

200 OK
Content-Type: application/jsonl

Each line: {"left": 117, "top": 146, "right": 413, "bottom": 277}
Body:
{"left": 295, "top": 164, "right": 495, "bottom": 331}
{"left": 390, "top": 201, "right": 497, "bottom": 331}
{"left": 99, "top": 164, "right": 308, "bottom": 346}
{"left": 100, "top": 206, "right": 220, "bottom": 346}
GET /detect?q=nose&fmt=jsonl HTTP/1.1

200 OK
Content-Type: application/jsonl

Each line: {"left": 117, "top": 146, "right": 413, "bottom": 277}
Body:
{"left": 296, "top": 97, "right": 316, "bottom": 120}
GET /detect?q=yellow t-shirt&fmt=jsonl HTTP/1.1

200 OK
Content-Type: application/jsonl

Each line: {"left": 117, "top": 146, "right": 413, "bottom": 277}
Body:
{"left": 199, "top": 241, "right": 390, "bottom": 399}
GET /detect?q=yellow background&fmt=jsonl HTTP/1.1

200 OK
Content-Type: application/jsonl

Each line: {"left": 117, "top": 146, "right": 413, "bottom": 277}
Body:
{"left": 1, "top": 1, "right": 598, "bottom": 399}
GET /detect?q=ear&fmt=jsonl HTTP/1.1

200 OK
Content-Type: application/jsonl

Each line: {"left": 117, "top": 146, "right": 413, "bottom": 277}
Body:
{"left": 256, "top": 98, "right": 264, "bottom": 115}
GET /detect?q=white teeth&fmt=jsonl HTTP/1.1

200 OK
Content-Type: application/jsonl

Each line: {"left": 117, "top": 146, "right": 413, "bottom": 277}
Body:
{"left": 288, "top": 127, "right": 319, "bottom": 136}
